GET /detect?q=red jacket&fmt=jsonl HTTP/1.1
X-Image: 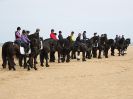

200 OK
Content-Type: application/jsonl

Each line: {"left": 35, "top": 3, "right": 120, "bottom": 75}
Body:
{"left": 50, "top": 33, "right": 57, "bottom": 40}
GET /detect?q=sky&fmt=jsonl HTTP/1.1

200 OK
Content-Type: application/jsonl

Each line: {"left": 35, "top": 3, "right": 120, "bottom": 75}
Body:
{"left": 0, "top": 0, "right": 133, "bottom": 43}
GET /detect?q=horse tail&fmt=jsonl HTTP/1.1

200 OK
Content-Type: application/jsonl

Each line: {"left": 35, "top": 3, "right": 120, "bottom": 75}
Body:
{"left": 2, "top": 42, "right": 8, "bottom": 67}
{"left": 12, "top": 43, "right": 20, "bottom": 59}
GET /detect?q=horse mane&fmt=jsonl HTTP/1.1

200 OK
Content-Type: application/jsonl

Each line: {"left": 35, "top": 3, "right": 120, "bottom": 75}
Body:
{"left": 28, "top": 33, "right": 39, "bottom": 40}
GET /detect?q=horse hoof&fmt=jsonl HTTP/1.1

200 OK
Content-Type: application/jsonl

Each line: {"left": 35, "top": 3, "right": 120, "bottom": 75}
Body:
{"left": 35, "top": 62, "right": 38, "bottom": 64}
{"left": 77, "top": 59, "right": 80, "bottom": 60}
{"left": 98, "top": 57, "right": 102, "bottom": 59}
{"left": 66, "top": 60, "right": 70, "bottom": 63}
{"left": 62, "top": 60, "right": 65, "bottom": 63}
{"left": 46, "top": 65, "right": 49, "bottom": 67}
{"left": 9, "top": 68, "right": 12, "bottom": 71}
{"left": 13, "top": 68, "right": 16, "bottom": 71}
{"left": 88, "top": 57, "right": 91, "bottom": 59}
{"left": 24, "top": 66, "right": 27, "bottom": 69}
{"left": 41, "top": 64, "right": 44, "bottom": 67}
{"left": 27, "top": 68, "right": 30, "bottom": 71}
{"left": 82, "top": 59, "right": 86, "bottom": 61}
{"left": 34, "top": 67, "right": 37, "bottom": 70}
{"left": 2, "top": 64, "right": 6, "bottom": 69}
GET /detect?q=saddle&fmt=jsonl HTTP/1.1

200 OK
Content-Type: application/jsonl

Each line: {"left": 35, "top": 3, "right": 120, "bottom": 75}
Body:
{"left": 14, "top": 41, "right": 31, "bottom": 55}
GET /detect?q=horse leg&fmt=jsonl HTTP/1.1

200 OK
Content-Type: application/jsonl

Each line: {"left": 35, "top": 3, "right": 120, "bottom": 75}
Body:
{"left": 9, "top": 56, "right": 16, "bottom": 71}
{"left": 28, "top": 56, "right": 34, "bottom": 71}
{"left": 49, "top": 51, "right": 53, "bottom": 62}
{"left": 2, "top": 55, "right": 7, "bottom": 69}
{"left": 121, "top": 49, "right": 124, "bottom": 56}
{"left": 34, "top": 56, "right": 38, "bottom": 64}
{"left": 105, "top": 48, "right": 108, "bottom": 58}
{"left": 66, "top": 52, "right": 70, "bottom": 63}
{"left": 40, "top": 51, "right": 44, "bottom": 67}
{"left": 19, "top": 55, "right": 23, "bottom": 67}
{"left": 8, "top": 58, "right": 12, "bottom": 70}
{"left": 87, "top": 49, "right": 92, "bottom": 59}
{"left": 62, "top": 52, "right": 66, "bottom": 63}
{"left": 12, "top": 58, "right": 16, "bottom": 71}
{"left": 50, "top": 51, "right": 55, "bottom": 62}
{"left": 88, "top": 50, "right": 92, "bottom": 59}
{"left": 118, "top": 48, "right": 121, "bottom": 56}
{"left": 45, "top": 52, "right": 49, "bottom": 67}
{"left": 86, "top": 51, "right": 88, "bottom": 58}
{"left": 58, "top": 52, "right": 61, "bottom": 63}
{"left": 82, "top": 51, "right": 86, "bottom": 61}
{"left": 23, "top": 55, "right": 27, "bottom": 69}
{"left": 33, "top": 58, "right": 37, "bottom": 70}
{"left": 74, "top": 52, "right": 76, "bottom": 59}
{"left": 77, "top": 51, "right": 80, "bottom": 60}
{"left": 111, "top": 46, "right": 115, "bottom": 56}
{"left": 53, "top": 52, "right": 55, "bottom": 62}
{"left": 71, "top": 51, "right": 73, "bottom": 59}
{"left": 92, "top": 47, "right": 97, "bottom": 58}
{"left": 98, "top": 49, "right": 102, "bottom": 59}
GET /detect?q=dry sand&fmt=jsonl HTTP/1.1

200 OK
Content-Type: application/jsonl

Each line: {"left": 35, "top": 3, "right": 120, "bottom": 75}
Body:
{"left": 0, "top": 46, "right": 133, "bottom": 99}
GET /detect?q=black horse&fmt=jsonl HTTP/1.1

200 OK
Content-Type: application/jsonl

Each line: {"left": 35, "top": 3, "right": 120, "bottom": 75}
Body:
{"left": 40, "top": 37, "right": 71, "bottom": 67}
{"left": 70, "top": 40, "right": 88, "bottom": 61}
{"left": 85, "top": 38, "right": 93, "bottom": 59}
{"left": 91, "top": 34, "right": 112, "bottom": 59}
{"left": 111, "top": 38, "right": 131, "bottom": 56}
{"left": 2, "top": 33, "right": 41, "bottom": 71}
{"left": 2, "top": 42, "right": 20, "bottom": 70}
{"left": 40, "top": 38, "right": 53, "bottom": 67}
{"left": 90, "top": 36, "right": 99, "bottom": 58}
{"left": 57, "top": 36, "right": 72, "bottom": 63}
{"left": 19, "top": 33, "right": 41, "bottom": 70}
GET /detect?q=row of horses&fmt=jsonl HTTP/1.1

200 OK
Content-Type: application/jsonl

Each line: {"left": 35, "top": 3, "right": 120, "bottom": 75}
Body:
{"left": 1, "top": 33, "right": 131, "bottom": 71}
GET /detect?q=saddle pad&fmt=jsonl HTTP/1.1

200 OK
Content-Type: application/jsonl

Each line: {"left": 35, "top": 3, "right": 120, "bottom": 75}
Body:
{"left": 20, "top": 47, "right": 31, "bottom": 55}
{"left": 20, "top": 47, "right": 25, "bottom": 55}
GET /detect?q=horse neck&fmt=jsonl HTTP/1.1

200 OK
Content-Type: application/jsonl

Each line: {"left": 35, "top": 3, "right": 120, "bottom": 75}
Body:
{"left": 28, "top": 33, "right": 39, "bottom": 40}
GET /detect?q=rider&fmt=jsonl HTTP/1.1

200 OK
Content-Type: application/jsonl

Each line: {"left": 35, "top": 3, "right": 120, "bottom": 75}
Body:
{"left": 49, "top": 29, "right": 57, "bottom": 62}
{"left": 35, "top": 28, "right": 40, "bottom": 34}
{"left": 94, "top": 32, "right": 97, "bottom": 37}
{"left": 83, "top": 31, "right": 87, "bottom": 42}
{"left": 75, "top": 33, "right": 81, "bottom": 47}
{"left": 58, "top": 31, "right": 63, "bottom": 40}
{"left": 15, "top": 27, "right": 21, "bottom": 45}
{"left": 121, "top": 35, "right": 125, "bottom": 41}
{"left": 70, "top": 31, "right": 75, "bottom": 42}
{"left": 21, "top": 30, "right": 30, "bottom": 53}
{"left": 93, "top": 32, "right": 98, "bottom": 47}
{"left": 50, "top": 29, "right": 58, "bottom": 40}
{"left": 115, "top": 35, "right": 119, "bottom": 43}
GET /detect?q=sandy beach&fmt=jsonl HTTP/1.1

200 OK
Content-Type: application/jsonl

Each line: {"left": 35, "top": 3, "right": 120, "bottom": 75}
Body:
{"left": 0, "top": 46, "right": 133, "bottom": 99}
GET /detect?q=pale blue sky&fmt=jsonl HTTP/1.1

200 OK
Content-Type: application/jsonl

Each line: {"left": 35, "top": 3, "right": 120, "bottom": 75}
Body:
{"left": 0, "top": 0, "right": 133, "bottom": 43}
